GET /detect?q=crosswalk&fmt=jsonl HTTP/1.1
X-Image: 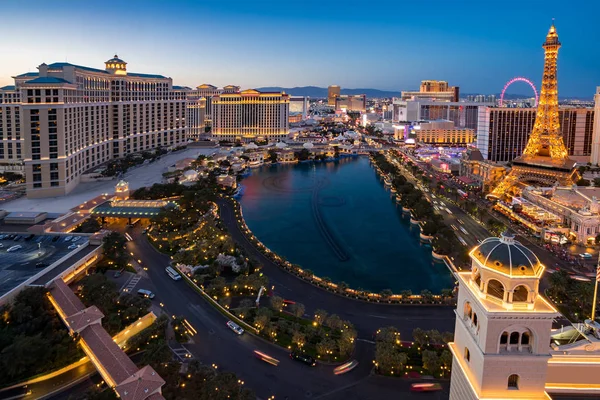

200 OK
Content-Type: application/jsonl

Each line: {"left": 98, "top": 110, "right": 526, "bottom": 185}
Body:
{"left": 121, "top": 275, "right": 141, "bottom": 293}
{"left": 170, "top": 345, "right": 193, "bottom": 361}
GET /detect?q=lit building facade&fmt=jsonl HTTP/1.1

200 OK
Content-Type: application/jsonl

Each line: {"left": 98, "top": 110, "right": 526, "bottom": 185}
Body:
{"left": 401, "top": 80, "right": 459, "bottom": 102}
{"left": 335, "top": 94, "right": 366, "bottom": 112}
{"left": 450, "top": 231, "right": 600, "bottom": 399}
{"left": 415, "top": 120, "right": 474, "bottom": 146}
{"left": 328, "top": 85, "right": 340, "bottom": 106}
{"left": 211, "top": 89, "right": 289, "bottom": 142}
{"left": 3, "top": 56, "right": 187, "bottom": 198}
{"left": 0, "top": 85, "right": 23, "bottom": 174}
{"left": 477, "top": 107, "right": 595, "bottom": 163}
{"left": 591, "top": 87, "right": 600, "bottom": 165}
{"left": 392, "top": 99, "right": 490, "bottom": 135}
{"left": 459, "top": 147, "right": 507, "bottom": 191}
{"left": 185, "top": 84, "right": 240, "bottom": 138}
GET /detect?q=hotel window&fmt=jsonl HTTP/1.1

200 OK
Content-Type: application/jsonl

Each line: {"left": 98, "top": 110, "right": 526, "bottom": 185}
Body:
{"left": 507, "top": 374, "right": 519, "bottom": 389}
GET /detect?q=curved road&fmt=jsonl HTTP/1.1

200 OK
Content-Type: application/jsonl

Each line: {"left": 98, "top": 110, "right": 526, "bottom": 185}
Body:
{"left": 125, "top": 214, "right": 453, "bottom": 399}
{"left": 217, "top": 199, "right": 456, "bottom": 339}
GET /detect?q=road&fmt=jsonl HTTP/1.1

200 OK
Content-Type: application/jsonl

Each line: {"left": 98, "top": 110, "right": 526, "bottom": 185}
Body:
{"left": 217, "top": 200, "right": 456, "bottom": 339}
{"left": 119, "top": 223, "right": 453, "bottom": 399}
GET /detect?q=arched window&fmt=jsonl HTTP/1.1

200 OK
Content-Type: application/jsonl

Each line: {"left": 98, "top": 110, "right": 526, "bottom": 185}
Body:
{"left": 472, "top": 313, "right": 478, "bottom": 327}
{"left": 464, "top": 347, "right": 470, "bottom": 362}
{"left": 464, "top": 302, "right": 473, "bottom": 320}
{"left": 487, "top": 279, "right": 505, "bottom": 301}
{"left": 500, "top": 332, "right": 508, "bottom": 344}
{"left": 521, "top": 332, "right": 530, "bottom": 345}
{"left": 510, "top": 332, "right": 520, "bottom": 344}
{"left": 513, "top": 285, "right": 529, "bottom": 302}
{"left": 508, "top": 374, "right": 519, "bottom": 389}
{"left": 474, "top": 274, "right": 481, "bottom": 289}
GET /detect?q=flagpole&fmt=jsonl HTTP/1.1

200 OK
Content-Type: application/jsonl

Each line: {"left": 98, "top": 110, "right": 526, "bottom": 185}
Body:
{"left": 592, "top": 254, "right": 600, "bottom": 322}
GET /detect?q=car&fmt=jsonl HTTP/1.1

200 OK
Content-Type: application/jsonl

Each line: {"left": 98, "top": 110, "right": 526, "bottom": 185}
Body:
{"left": 51, "top": 235, "right": 60, "bottom": 242}
{"left": 71, "top": 236, "right": 81, "bottom": 242}
{"left": 114, "top": 269, "right": 123, "bottom": 278}
{"left": 579, "top": 253, "right": 593, "bottom": 259}
{"left": 137, "top": 289, "right": 155, "bottom": 299}
{"left": 24, "top": 234, "right": 35, "bottom": 241}
{"left": 290, "top": 351, "right": 316, "bottom": 366}
{"left": 64, "top": 236, "right": 73, "bottom": 242}
{"left": 142, "top": 228, "right": 148, "bottom": 234}
{"left": 68, "top": 244, "right": 80, "bottom": 250}
{"left": 0, "top": 234, "right": 5, "bottom": 240}
{"left": 410, "top": 383, "right": 442, "bottom": 392}
{"left": 253, "top": 350, "right": 279, "bottom": 366}
{"left": 0, "top": 243, "right": 3, "bottom": 248}
{"left": 333, "top": 360, "right": 359, "bottom": 375}
{"left": 7, "top": 245, "right": 22, "bottom": 252}
{"left": 14, "top": 235, "right": 23, "bottom": 241}
{"left": 35, "top": 262, "right": 49, "bottom": 268}
{"left": 226, "top": 320, "right": 244, "bottom": 335}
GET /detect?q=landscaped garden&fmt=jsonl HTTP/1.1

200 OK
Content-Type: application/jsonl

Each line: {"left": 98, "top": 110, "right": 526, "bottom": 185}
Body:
{"left": 374, "top": 327, "right": 453, "bottom": 378}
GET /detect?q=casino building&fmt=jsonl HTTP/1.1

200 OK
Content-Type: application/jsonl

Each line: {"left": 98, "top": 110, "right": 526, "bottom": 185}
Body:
{"left": 0, "top": 56, "right": 187, "bottom": 198}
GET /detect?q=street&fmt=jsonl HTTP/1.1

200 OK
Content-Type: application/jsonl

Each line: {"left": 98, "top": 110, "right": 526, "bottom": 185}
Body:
{"left": 112, "top": 222, "right": 453, "bottom": 399}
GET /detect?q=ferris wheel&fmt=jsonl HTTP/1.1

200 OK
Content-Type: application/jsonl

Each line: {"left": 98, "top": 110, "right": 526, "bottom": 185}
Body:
{"left": 499, "top": 77, "right": 538, "bottom": 107}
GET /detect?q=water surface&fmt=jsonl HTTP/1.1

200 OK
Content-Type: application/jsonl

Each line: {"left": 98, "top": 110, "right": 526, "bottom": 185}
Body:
{"left": 239, "top": 157, "right": 453, "bottom": 293}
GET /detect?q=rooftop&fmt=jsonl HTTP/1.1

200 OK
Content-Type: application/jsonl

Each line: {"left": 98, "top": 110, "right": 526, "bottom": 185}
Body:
{"left": 23, "top": 77, "right": 72, "bottom": 85}
{"left": 471, "top": 231, "right": 543, "bottom": 277}
{"left": 0, "top": 85, "right": 16, "bottom": 91}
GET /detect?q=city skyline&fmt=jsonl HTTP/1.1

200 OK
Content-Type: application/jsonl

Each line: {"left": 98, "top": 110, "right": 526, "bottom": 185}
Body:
{"left": 1, "top": 0, "right": 599, "bottom": 97}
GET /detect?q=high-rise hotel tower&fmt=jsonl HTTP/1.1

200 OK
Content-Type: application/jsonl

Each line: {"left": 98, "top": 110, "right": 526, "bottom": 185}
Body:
{"left": 0, "top": 56, "right": 187, "bottom": 198}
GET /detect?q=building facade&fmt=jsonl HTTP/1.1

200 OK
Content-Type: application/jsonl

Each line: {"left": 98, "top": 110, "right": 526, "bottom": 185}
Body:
{"left": 415, "top": 120, "right": 474, "bottom": 145}
{"left": 392, "top": 99, "right": 491, "bottom": 135}
{"left": 591, "top": 87, "right": 600, "bottom": 165}
{"left": 328, "top": 85, "right": 340, "bottom": 106}
{"left": 0, "top": 86, "right": 23, "bottom": 174}
{"left": 335, "top": 94, "right": 366, "bottom": 112}
{"left": 211, "top": 89, "right": 289, "bottom": 142}
{"left": 2, "top": 56, "right": 187, "bottom": 198}
{"left": 459, "top": 147, "right": 507, "bottom": 191}
{"left": 401, "top": 80, "right": 459, "bottom": 102}
{"left": 477, "top": 107, "right": 595, "bottom": 163}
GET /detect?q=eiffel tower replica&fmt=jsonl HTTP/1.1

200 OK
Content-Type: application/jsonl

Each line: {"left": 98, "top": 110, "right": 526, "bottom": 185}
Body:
{"left": 490, "top": 23, "right": 579, "bottom": 199}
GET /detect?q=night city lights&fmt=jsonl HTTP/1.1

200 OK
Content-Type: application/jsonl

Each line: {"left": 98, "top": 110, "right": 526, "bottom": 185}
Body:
{"left": 0, "top": 2, "right": 599, "bottom": 400}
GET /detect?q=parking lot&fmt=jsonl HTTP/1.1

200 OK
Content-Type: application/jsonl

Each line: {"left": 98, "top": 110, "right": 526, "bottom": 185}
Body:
{"left": 0, "top": 233, "right": 89, "bottom": 297}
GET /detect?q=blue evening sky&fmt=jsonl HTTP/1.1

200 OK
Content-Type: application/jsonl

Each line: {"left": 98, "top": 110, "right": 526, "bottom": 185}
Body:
{"left": 1, "top": 0, "right": 598, "bottom": 97}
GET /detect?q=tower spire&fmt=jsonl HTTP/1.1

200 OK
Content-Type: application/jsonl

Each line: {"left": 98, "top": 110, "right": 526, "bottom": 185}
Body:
{"left": 489, "top": 23, "right": 578, "bottom": 199}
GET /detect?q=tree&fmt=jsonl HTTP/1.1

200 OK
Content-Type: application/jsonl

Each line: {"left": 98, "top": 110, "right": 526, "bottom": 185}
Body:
{"left": 292, "top": 331, "right": 306, "bottom": 348}
{"left": 325, "top": 314, "right": 343, "bottom": 330}
{"left": 379, "top": 289, "right": 393, "bottom": 300}
{"left": 291, "top": 303, "right": 305, "bottom": 319}
{"left": 422, "top": 350, "right": 441, "bottom": 374}
{"left": 314, "top": 309, "right": 328, "bottom": 325}
{"left": 440, "top": 349, "right": 453, "bottom": 373}
{"left": 269, "top": 296, "right": 284, "bottom": 312}
{"left": 442, "top": 331, "right": 454, "bottom": 344}
{"left": 412, "top": 327, "right": 429, "bottom": 346}
{"left": 375, "top": 341, "right": 408, "bottom": 375}
{"left": 267, "top": 149, "right": 278, "bottom": 163}
{"left": 253, "top": 315, "right": 269, "bottom": 332}
{"left": 316, "top": 338, "right": 336, "bottom": 357}
{"left": 74, "top": 217, "right": 102, "bottom": 233}
{"left": 79, "top": 274, "right": 119, "bottom": 316}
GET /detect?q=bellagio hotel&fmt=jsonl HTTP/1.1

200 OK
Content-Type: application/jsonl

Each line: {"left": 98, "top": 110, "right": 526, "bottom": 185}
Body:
{"left": 0, "top": 55, "right": 187, "bottom": 198}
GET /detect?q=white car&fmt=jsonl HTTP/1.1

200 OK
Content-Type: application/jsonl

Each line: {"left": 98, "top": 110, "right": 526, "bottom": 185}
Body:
{"left": 226, "top": 320, "right": 244, "bottom": 335}
{"left": 64, "top": 236, "right": 73, "bottom": 242}
{"left": 7, "top": 245, "right": 22, "bottom": 252}
{"left": 68, "top": 244, "right": 80, "bottom": 250}
{"left": 71, "top": 236, "right": 81, "bottom": 242}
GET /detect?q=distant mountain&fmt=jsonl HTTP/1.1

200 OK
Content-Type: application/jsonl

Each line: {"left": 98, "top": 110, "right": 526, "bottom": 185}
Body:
{"left": 256, "top": 86, "right": 400, "bottom": 98}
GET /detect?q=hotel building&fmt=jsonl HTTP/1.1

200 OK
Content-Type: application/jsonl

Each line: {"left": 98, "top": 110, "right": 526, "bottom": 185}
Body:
{"left": 335, "top": 94, "right": 366, "bottom": 112}
{"left": 401, "top": 80, "right": 459, "bottom": 102}
{"left": 0, "top": 86, "right": 23, "bottom": 174}
{"left": 477, "top": 107, "right": 595, "bottom": 163}
{"left": 392, "top": 99, "right": 490, "bottom": 135}
{"left": 185, "top": 84, "right": 241, "bottom": 139}
{"left": 211, "top": 89, "right": 290, "bottom": 142}
{"left": 0, "top": 55, "right": 187, "bottom": 198}
{"left": 590, "top": 87, "right": 600, "bottom": 165}
{"left": 414, "top": 120, "right": 474, "bottom": 146}
{"left": 328, "top": 85, "right": 341, "bottom": 106}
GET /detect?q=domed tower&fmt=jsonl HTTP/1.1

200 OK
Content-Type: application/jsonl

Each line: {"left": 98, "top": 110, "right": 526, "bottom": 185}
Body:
{"left": 105, "top": 55, "right": 127, "bottom": 75}
{"left": 449, "top": 231, "right": 559, "bottom": 400}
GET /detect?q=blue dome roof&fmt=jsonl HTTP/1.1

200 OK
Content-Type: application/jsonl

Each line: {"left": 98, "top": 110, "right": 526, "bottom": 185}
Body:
{"left": 106, "top": 55, "right": 126, "bottom": 64}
